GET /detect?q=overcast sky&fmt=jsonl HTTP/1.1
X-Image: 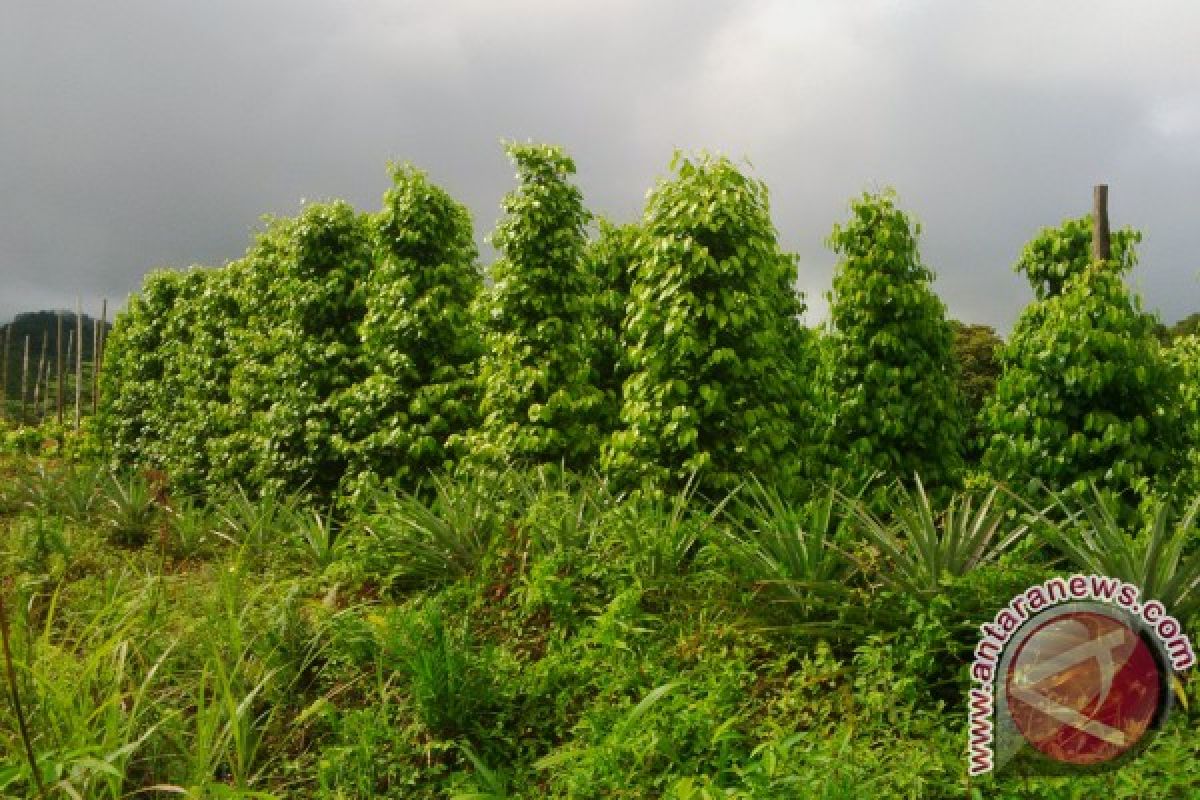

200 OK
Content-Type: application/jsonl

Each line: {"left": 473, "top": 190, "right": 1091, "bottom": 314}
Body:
{"left": 3, "top": 1, "right": 1198, "bottom": 333}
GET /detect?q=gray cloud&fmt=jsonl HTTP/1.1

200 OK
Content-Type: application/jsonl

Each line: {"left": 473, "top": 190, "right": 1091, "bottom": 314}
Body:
{"left": 3, "top": 0, "right": 1197, "bottom": 333}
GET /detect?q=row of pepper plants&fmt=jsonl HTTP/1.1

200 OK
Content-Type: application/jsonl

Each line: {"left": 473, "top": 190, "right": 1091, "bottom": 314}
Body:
{"left": 96, "top": 144, "right": 1200, "bottom": 506}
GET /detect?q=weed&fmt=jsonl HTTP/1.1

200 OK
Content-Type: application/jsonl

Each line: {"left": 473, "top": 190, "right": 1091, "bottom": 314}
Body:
{"left": 383, "top": 604, "right": 493, "bottom": 739}
{"left": 291, "top": 504, "right": 346, "bottom": 570}
{"left": 165, "top": 497, "right": 220, "bottom": 561}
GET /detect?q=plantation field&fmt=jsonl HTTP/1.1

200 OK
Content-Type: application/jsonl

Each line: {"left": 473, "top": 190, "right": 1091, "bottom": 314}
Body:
{"left": 1, "top": 452, "right": 1198, "bottom": 798}
{"left": 2, "top": 145, "right": 1199, "bottom": 797}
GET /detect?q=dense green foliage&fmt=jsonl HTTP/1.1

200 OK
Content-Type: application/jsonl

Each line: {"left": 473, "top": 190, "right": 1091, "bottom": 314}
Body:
{"left": 603, "top": 154, "right": 812, "bottom": 496}
{"left": 982, "top": 216, "right": 1185, "bottom": 495}
{"left": 91, "top": 149, "right": 1194, "bottom": 513}
{"left": 335, "top": 165, "right": 483, "bottom": 497}
{"left": 460, "top": 144, "right": 607, "bottom": 473}
{"left": 1168, "top": 334, "right": 1200, "bottom": 491}
{"left": 96, "top": 168, "right": 489, "bottom": 499}
{"left": 2, "top": 455, "right": 1198, "bottom": 798}
{"left": 950, "top": 321, "right": 1003, "bottom": 461}
{"left": 96, "top": 271, "right": 185, "bottom": 472}
{"left": 155, "top": 266, "right": 240, "bottom": 495}
{"left": 224, "top": 202, "right": 375, "bottom": 498}
{"left": 1014, "top": 214, "right": 1141, "bottom": 301}
{"left": 950, "top": 322, "right": 1002, "bottom": 423}
{"left": 12, "top": 152, "right": 1200, "bottom": 796}
{"left": 824, "top": 191, "right": 964, "bottom": 485}
{"left": 583, "top": 219, "right": 642, "bottom": 438}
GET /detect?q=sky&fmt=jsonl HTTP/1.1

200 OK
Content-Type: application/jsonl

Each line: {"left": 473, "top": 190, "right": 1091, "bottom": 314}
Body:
{"left": 2, "top": 0, "right": 1198, "bottom": 334}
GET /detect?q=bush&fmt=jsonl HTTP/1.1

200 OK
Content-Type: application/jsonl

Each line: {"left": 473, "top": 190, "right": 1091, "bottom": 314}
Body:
{"left": 222, "top": 201, "right": 374, "bottom": 499}
{"left": 351, "top": 473, "right": 501, "bottom": 592}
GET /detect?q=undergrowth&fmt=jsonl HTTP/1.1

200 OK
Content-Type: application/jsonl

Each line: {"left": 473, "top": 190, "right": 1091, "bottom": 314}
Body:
{"left": 0, "top": 456, "right": 1196, "bottom": 798}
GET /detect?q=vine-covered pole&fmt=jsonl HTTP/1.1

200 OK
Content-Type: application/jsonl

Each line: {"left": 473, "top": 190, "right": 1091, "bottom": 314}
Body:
{"left": 74, "top": 298, "right": 83, "bottom": 431}
{"left": 1093, "top": 184, "right": 1110, "bottom": 263}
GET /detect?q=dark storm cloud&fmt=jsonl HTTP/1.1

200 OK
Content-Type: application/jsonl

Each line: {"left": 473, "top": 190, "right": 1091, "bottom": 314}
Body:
{"left": 2, "top": 1, "right": 1197, "bottom": 332}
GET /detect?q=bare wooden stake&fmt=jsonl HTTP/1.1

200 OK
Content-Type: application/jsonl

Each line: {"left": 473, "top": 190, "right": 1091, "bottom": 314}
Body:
{"left": 74, "top": 299, "right": 83, "bottom": 431}
{"left": 93, "top": 298, "right": 107, "bottom": 414}
{"left": 1093, "top": 184, "right": 1111, "bottom": 263}
{"left": 90, "top": 312, "right": 99, "bottom": 415}
{"left": 0, "top": 324, "right": 8, "bottom": 421}
{"left": 42, "top": 357, "right": 51, "bottom": 420}
{"left": 64, "top": 330, "right": 74, "bottom": 399}
{"left": 33, "top": 331, "right": 47, "bottom": 422}
{"left": 20, "top": 335, "right": 30, "bottom": 426}
{"left": 56, "top": 312, "right": 64, "bottom": 425}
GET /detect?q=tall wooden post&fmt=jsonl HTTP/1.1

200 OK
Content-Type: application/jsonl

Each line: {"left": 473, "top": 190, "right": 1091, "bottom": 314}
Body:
{"left": 20, "top": 335, "right": 30, "bottom": 426}
{"left": 0, "top": 324, "right": 8, "bottom": 421}
{"left": 1093, "top": 184, "right": 1110, "bottom": 263}
{"left": 64, "top": 330, "right": 74, "bottom": 407}
{"left": 93, "top": 298, "right": 107, "bottom": 415}
{"left": 41, "top": 334, "right": 52, "bottom": 419}
{"left": 56, "top": 312, "right": 64, "bottom": 425}
{"left": 33, "top": 331, "right": 47, "bottom": 422}
{"left": 90, "top": 313, "right": 98, "bottom": 415}
{"left": 74, "top": 299, "right": 83, "bottom": 431}
{"left": 41, "top": 357, "right": 51, "bottom": 419}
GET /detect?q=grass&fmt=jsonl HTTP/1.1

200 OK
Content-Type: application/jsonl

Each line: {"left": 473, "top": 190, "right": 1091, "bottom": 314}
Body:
{"left": 0, "top": 454, "right": 1198, "bottom": 798}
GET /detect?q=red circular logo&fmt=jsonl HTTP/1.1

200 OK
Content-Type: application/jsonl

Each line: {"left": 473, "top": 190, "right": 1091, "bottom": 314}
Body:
{"left": 1005, "top": 610, "right": 1162, "bottom": 766}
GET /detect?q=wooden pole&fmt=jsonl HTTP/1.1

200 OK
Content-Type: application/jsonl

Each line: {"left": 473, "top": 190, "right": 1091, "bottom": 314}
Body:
{"left": 20, "top": 335, "right": 30, "bottom": 426}
{"left": 32, "top": 331, "right": 47, "bottom": 422}
{"left": 74, "top": 299, "right": 83, "bottom": 431}
{"left": 90, "top": 312, "right": 98, "bottom": 415}
{"left": 42, "top": 336, "right": 53, "bottom": 420}
{"left": 64, "top": 330, "right": 74, "bottom": 406}
{"left": 41, "top": 358, "right": 51, "bottom": 420}
{"left": 0, "top": 324, "right": 8, "bottom": 421}
{"left": 56, "top": 312, "right": 64, "bottom": 425}
{"left": 1092, "top": 184, "right": 1110, "bottom": 263}
{"left": 93, "top": 298, "right": 107, "bottom": 415}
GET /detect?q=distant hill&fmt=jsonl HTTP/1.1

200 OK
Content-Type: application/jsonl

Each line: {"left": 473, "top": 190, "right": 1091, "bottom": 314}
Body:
{"left": 1, "top": 310, "right": 113, "bottom": 419}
